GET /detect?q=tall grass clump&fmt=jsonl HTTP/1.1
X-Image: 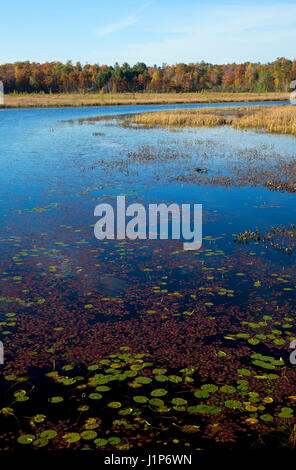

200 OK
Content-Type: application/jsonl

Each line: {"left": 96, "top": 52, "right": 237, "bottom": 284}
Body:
{"left": 128, "top": 105, "right": 296, "bottom": 136}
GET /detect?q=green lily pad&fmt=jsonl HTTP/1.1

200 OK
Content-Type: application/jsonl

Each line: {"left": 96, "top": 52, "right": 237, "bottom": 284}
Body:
{"left": 48, "top": 396, "right": 64, "bottom": 403}
{"left": 154, "top": 375, "right": 168, "bottom": 382}
{"left": 124, "top": 371, "right": 138, "bottom": 378}
{"left": 62, "top": 377, "right": 77, "bottom": 386}
{"left": 133, "top": 396, "right": 148, "bottom": 403}
{"left": 62, "top": 364, "right": 74, "bottom": 371}
{"left": 194, "top": 390, "right": 209, "bottom": 398}
{"left": 94, "top": 438, "right": 108, "bottom": 447}
{"left": 17, "top": 434, "right": 36, "bottom": 445}
{"left": 95, "top": 385, "right": 111, "bottom": 392}
{"left": 273, "top": 338, "right": 285, "bottom": 345}
{"left": 118, "top": 408, "right": 133, "bottom": 415}
{"left": 224, "top": 400, "right": 242, "bottom": 410}
{"left": 150, "top": 389, "right": 167, "bottom": 397}
{"left": 89, "top": 393, "right": 103, "bottom": 400}
{"left": 130, "top": 364, "right": 144, "bottom": 371}
{"left": 15, "top": 396, "right": 29, "bottom": 402}
{"left": 171, "top": 398, "right": 187, "bottom": 405}
{"left": 252, "top": 360, "right": 275, "bottom": 370}
{"left": 260, "top": 414, "right": 273, "bottom": 422}
{"left": 81, "top": 430, "right": 98, "bottom": 440}
{"left": 248, "top": 338, "right": 260, "bottom": 345}
{"left": 14, "top": 390, "right": 26, "bottom": 398}
{"left": 39, "top": 429, "right": 58, "bottom": 439}
{"left": 107, "top": 401, "right": 122, "bottom": 408}
{"left": 220, "top": 385, "right": 236, "bottom": 394}
{"left": 215, "top": 350, "right": 226, "bottom": 357}
{"left": 153, "top": 368, "right": 167, "bottom": 375}
{"left": 237, "top": 368, "right": 251, "bottom": 376}
{"left": 173, "top": 405, "right": 187, "bottom": 411}
{"left": 201, "top": 384, "right": 218, "bottom": 393}
{"left": 278, "top": 407, "right": 293, "bottom": 418}
{"left": 135, "top": 376, "right": 152, "bottom": 384}
{"left": 149, "top": 398, "right": 165, "bottom": 407}
{"left": 33, "top": 438, "right": 49, "bottom": 448}
{"left": 168, "top": 375, "right": 182, "bottom": 383}
{"left": 63, "top": 432, "right": 81, "bottom": 443}
{"left": 108, "top": 437, "right": 121, "bottom": 445}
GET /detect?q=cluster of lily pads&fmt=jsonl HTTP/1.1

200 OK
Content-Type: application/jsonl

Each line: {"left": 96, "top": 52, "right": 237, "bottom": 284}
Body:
{"left": 0, "top": 347, "right": 295, "bottom": 451}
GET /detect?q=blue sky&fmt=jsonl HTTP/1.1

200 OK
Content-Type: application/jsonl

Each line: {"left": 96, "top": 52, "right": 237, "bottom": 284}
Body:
{"left": 1, "top": 0, "right": 296, "bottom": 65}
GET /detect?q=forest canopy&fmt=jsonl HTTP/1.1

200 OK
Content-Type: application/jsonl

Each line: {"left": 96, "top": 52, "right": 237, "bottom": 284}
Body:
{"left": 0, "top": 58, "right": 295, "bottom": 94}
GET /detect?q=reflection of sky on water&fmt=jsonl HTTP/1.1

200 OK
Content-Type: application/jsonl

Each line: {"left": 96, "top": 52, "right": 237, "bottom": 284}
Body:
{"left": 0, "top": 102, "right": 296, "bottom": 317}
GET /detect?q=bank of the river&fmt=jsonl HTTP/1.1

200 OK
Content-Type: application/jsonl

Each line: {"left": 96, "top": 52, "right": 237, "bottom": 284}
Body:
{"left": 0, "top": 91, "right": 289, "bottom": 109}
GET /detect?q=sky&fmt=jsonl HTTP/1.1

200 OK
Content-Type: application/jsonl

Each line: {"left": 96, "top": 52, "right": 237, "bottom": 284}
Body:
{"left": 1, "top": 0, "right": 296, "bottom": 65}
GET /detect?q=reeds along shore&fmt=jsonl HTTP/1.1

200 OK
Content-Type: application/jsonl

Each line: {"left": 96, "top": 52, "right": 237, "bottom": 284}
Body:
{"left": 0, "top": 91, "right": 289, "bottom": 108}
{"left": 127, "top": 105, "right": 296, "bottom": 136}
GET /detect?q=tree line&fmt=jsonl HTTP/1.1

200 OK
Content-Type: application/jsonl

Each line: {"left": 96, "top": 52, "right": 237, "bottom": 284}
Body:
{"left": 0, "top": 58, "right": 295, "bottom": 94}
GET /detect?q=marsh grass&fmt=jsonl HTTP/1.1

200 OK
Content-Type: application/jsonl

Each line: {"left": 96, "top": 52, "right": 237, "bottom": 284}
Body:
{"left": 127, "top": 105, "right": 296, "bottom": 136}
{"left": 232, "top": 105, "right": 296, "bottom": 136}
{"left": 1, "top": 91, "right": 289, "bottom": 108}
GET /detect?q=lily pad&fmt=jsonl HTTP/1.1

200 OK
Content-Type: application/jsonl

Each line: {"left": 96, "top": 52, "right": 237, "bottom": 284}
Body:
{"left": 171, "top": 398, "right": 187, "bottom": 405}
{"left": 81, "top": 430, "right": 98, "bottom": 440}
{"left": 107, "top": 401, "right": 122, "bottom": 408}
{"left": 278, "top": 407, "right": 293, "bottom": 418}
{"left": 39, "top": 429, "right": 58, "bottom": 439}
{"left": 33, "top": 438, "right": 49, "bottom": 448}
{"left": 118, "top": 408, "right": 133, "bottom": 415}
{"left": 149, "top": 398, "right": 165, "bottom": 407}
{"left": 48, "top": 396, "right": 64, "bottom": 403}
{"left": 133, "top": 396, "right": 148, "bottom": 403}
{"left": 63, "top": 432, "right": 81, "bottom": 443}
{"left": 89, "top": 393, "right": 103, "bottom": 400}
{"left": 194, "top": 390, "right": 209, "bottom": 398}
{"left": 168, "top": 375, "right": 182, "bottom": 383}
{"left": 153, "top": 368, "right": 167, "bottom": 375}
{"left": 17, "top": 434, "right": 36, "bottom": 445}
{"left": 220, "top": 385, "right": 236, "bottom": 394}
{"left": 260, "top": 414, "right": 273, "bottom": 422}
{"left": 94, "top": 438, "right": 108, "bottom": 447}
{"left": 95, "top": 385, "right": 111, "bottom": 392}
{"left": 108, "top": 437, "right": 121, "bottom": 445}
{"left": 154, "top": 375, "right": 168, "bottom": 382}
{"left": 150, "top": 389, "right": 168, "bottom": 397}
{"left": 224, "top": 400, "right": 242, "bottom": 410}
{"left": 237, "top": 368, "right": 251, "bottom": 376}
{"left": 134, "top": 376, "right": 152, "bottom": 384}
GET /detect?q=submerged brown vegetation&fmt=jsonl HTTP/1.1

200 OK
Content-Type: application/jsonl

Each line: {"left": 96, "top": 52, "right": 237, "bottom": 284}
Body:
{"left": 126, "top": 105, "right": 296, "bottom": 136}
{"left": 1, "top": 91, "right": 289, "bottom": 108}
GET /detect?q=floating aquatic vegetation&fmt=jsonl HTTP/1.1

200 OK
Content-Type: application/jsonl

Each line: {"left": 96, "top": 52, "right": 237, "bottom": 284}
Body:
{"left": 0, "top": 348, "right": 295, "bottom": 450}
{"left": 234, "top": 223, "right": 296, "bottom": 254}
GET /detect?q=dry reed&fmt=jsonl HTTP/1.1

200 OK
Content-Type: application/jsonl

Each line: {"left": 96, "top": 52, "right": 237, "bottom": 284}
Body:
{"left": 0, "top": 91, "right": 289, "bottom": 109}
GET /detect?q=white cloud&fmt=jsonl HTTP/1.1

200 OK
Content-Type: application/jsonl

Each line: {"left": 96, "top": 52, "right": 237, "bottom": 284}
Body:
{"left": 96, "top": 16, "right": 139, "bottom": 37}
{"left": 95, "top": 2, "right": 151, "bottom": 37}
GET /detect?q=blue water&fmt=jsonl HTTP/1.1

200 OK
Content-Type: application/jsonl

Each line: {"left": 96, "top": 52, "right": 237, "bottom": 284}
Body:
{"left": 0, "top": 100, "right": 296, "bottom": 337}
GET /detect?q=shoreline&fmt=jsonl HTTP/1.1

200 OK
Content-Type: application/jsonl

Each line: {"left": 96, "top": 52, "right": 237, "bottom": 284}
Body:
{"left": 0, "top": 93, "right": 289, "bottom": 110}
